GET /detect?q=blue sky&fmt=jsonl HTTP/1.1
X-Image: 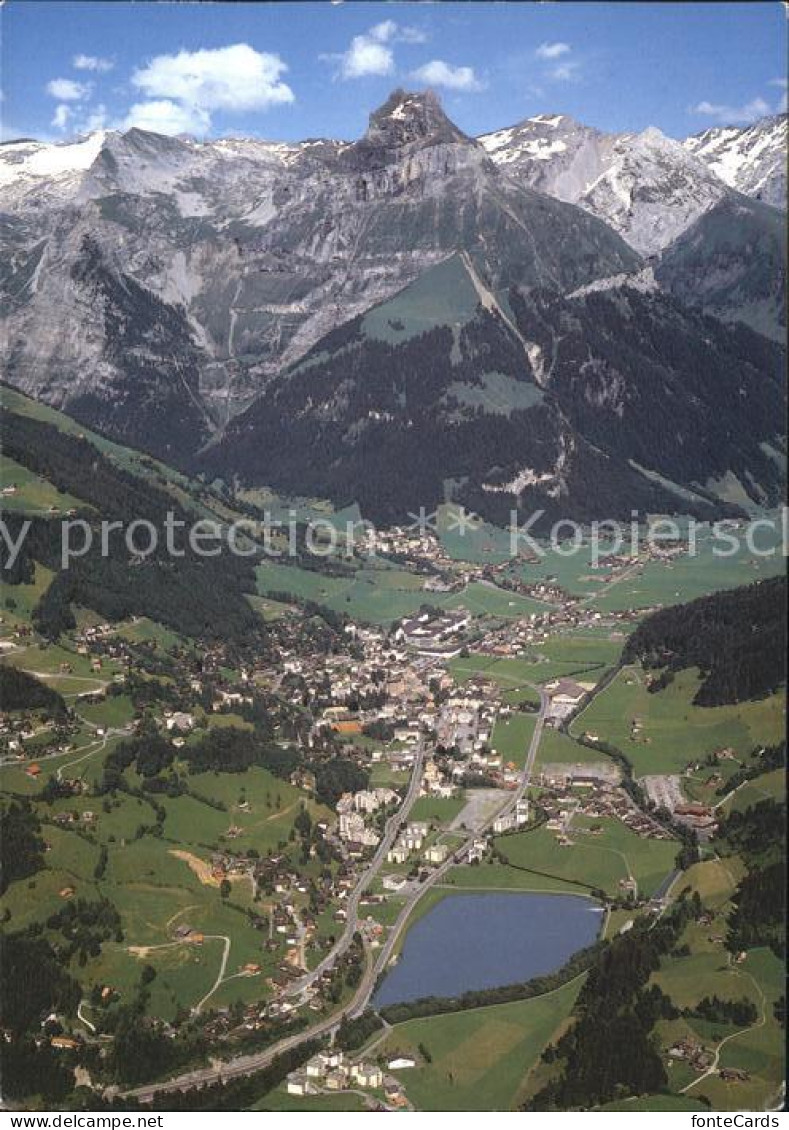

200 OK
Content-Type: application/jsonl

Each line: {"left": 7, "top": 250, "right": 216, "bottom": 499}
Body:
{"left": 1, "top": 1, "right": 785, "bottom": 144}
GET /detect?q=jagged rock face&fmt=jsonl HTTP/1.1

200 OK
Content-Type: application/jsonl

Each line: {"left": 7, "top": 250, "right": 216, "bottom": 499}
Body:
{"left": 479, "top": 115, "right": 731, "bottom": 255}
{"left": 0, "top": 91, "right": 638, "bottom": 458}
{"left": 357, "top": 87, "right": 472, "bottom": 153}
{"left": 479, "top": 114, "right": 607, "bottom": 199}
{"left": 683, "top": 114, "right": 787, "bottom": 208}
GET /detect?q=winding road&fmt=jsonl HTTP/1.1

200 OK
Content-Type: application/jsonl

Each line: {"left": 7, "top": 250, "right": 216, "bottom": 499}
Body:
{"left": 124, "top": 689, "right": 549, "bottom": 1101}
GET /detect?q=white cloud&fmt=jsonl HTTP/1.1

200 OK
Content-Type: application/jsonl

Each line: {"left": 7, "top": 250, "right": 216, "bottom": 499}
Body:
{"left": 73, "top": 54, "right": 114, "bottom": 73}
{"left": 535, "top": 42, "right": 570, "bottom": 60}
{"left": 692, "top": 97, "right": 771, "bottom": 125}
{"left": 367, "top": 20, "right": 426, "bottom": 45}
{"left": 324, "top": 21, "right": 428, "bottom": 79}
{"left": 337, "top": 34, "right": 395, "bottom": 78}
{"left": 51, "top": 104, "right": 72, "bottom": 130}
{"left": 549, "top": 61, "right": 581, "bottom": 83}
{"left": 369, "top": 20, "right": 397, "bottom": 43}
{"left": 46, "top": 78, "right": 91, "bottom": 101}
{"left": 122, "top": 99, "right": 212, "bottom": 137}
{"left": 410, "top": 60, "right": 485, "bottom": 92}
{"left": 131, "top": 44, "right": 294, "bottom": 112}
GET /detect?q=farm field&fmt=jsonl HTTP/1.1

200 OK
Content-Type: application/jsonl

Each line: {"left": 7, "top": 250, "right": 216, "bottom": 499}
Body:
{"left": 111, "top": 617, "right": 192, "bottom": 651}
{"left": 571, "top": 666, "right": 785, "bottom": 777}
{"left": 444, "top": 582, "right": 547, "bottom": 620}
{"left": 720, "top": 768, "right": 785, "bottom": 815}
{"left": 586, "top": 527, "right": 784, "bottom": 615}
{"left": 76, "top": 693, "right": 136, "bottom": 730}
{"left": 255, "top": 558, "right": 542, "bottom": 628}
{"left": 255, "top": 560, "right": 432, "bottom": 625}
{"left": 600, "top": 1094, "right": 709, "bottom": 1112}
{"left": 649, "top": 855, "right": 785, "bottom": 1112}
{"left": 245, "top": 594, "right": 296, "bottom": 622}
{"left": 1, "top": 639, "right": 123, "bottom": 689}
{"left": 0, "top": 564, "right": 56, "bottom": 630}
{"left": 256, "top": 1089, "right": 371, "bottom": 1112}
{"left": 490, "top": 712, "right": 535, "bottom": 769}
{"left": 536, "top": 727, "right": 609, "bottom": 768}
{"left": 449, "top": 634, "right": 620, "bottom": 700}
{"left": 0, "top": 750, "right": 330, "bottom": 1020}
{"left": 0, "top": 454, "right": 87, "bottom": 514}
{"left": 378, "top": 975, "right": 584, "bottom": 1111}
{"left": 409, "top": 794, "right": 466, "bottom": 826}
{"left": 492, "top": 819, "right": 677, "bottom": 899}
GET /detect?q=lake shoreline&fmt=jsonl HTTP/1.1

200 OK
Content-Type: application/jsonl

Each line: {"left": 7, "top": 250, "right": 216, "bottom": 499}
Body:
{"left": 373, "top": 890, "right": 604, "bottom": 1009}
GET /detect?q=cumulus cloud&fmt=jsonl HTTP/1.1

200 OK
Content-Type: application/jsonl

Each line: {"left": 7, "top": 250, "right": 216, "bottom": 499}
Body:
{"left": 122, "top": 99, "right": 212, "bottom": 137}
{"left": 337, "top": 33, "right": 395, "bottom": 78}
{"left": 410, "top": 60, "right": 485, "bottom": 92}
{"left": 324, "top": 20, "right": 428, "bottom": 79}
{"left": 535, "top": 42, "right": 570, "bottom": 60}
{"left": 46, "top": 78, "right": 91, "bottom": 101}
{"left": 692, "top": 96, "right": 772, "bottom": 125}
{"left": 73, "top": 54, "right": 114, "bottom": 72}
{"left": 131, "top": 44, "right": 294, "bottom": 112}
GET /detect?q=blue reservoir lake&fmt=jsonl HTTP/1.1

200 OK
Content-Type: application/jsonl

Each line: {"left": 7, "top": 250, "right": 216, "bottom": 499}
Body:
{"left": 373, "top": 892, "right": 602, "bottom": 1007}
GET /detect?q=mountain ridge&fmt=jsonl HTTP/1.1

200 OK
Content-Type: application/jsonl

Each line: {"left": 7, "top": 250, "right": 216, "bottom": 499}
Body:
{"left": 0, "top": 89, "right": 785, "bottom": 525}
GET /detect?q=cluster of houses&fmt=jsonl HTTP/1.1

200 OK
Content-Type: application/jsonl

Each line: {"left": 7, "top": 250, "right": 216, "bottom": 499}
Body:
{"left": 286, "top": 1049, "right": 414, "bottom": 1106}
{"left": 667, "top": 1039, "right": 714, "bottom": 1073}
{"left": 336, "top": 787, "right": 398, "bottom": 849}
{"left": 538, "top": 763, "right": 673, "bottom": 844}
{"left": 386, "top": 819, "right": 436, "bottom": 865}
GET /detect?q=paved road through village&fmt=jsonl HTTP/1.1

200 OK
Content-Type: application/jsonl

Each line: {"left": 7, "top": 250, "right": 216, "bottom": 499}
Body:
{"left": 125, "top": 689, "right": 548, "bottom": 1102}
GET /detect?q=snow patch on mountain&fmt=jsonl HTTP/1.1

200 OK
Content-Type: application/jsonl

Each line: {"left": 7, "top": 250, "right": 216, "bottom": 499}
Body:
{"left": 683, "top": 114, "right": 786, "bottom": 208}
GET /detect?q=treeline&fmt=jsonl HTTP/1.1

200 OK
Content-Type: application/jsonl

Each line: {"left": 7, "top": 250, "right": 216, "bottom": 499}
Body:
{"left": 510, "top": 285, "right": 784, "bottom": 515}
{"left": 147, "top": 1039, "right": 322, "bottom": 1111}
{"left": 311, "top": 758, "right": 370, "bottom": 807}
{"left": 0, "top": 929, "right": 82, "bottom": 1037}
{"left": 98, "top": 724, "right": 368, "bottom": 809}
{"left": 717, "top": 798, "right": 785, "bottom": 959}
{"left": 527, "top": 895, "right": 702, "bottom": 1109}
{"left": 622, "top": 577, "right": 786, "bottom": 706}
{"left": 335, "top": 1009, "right": 384, "bottom": 1051}
{"left": 46, "top": 897, "right": 123, "bottom": 965}
{"left": 685, "top": 995, "right": 757, "bottom": 1027}
{"left": 0, "top": 800, "right": 46, "bottom": 894}
{"left": 717, "top": 741, "right": 785, "bottom": 796}
{"left": 379, "top": 938, "right": 605, "bottom": 1025}
{"left": 0, "top": 665, "right": 67, "bottom": 718}
{"left": 0, "top": 928, "right": 86, "bottom": 1103}
{"left": 100, "top": 726, "right": 301, "bottom": 792}
{"left": 0, "top": 410, "right": 263, "bottom": 646}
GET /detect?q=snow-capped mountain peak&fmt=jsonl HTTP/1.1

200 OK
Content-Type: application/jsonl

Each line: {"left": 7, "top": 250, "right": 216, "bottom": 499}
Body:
{"left": 0, "top": 130, "right": 111, "bottom": 187}
{"left": 479, "top": 114, "right": 733, "bottom": 254}
{"left": 683, "top": 113, "right": 786, "bottom": 208}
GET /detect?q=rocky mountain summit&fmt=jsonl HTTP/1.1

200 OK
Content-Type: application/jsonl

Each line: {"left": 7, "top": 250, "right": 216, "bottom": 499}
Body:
{"left": 478, "top": 112, "right": 783, "bottom": 255}
{"left": 683, "top": 113, "right": 787, "bottom": 208}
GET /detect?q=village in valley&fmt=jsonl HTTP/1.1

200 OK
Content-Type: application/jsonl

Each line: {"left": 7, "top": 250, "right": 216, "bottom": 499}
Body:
{"left": 1, "top": 437, "right": 784, "bottom": 1110}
